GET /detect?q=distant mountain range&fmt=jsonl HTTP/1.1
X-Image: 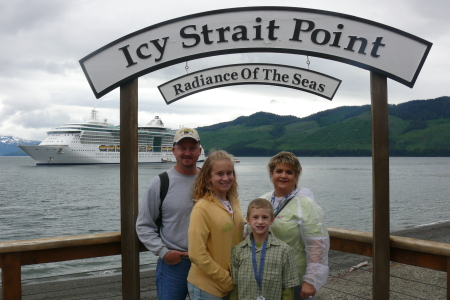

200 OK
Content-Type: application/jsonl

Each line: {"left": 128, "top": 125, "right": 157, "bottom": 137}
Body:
{"left": 197, "top": 96, "right": 450, "bottom": 157}
{"left": 2, "top": 96, "right": 450, "bottom": 157}
{"left": 0, "top": 136, "right": 40, "bottom": 156}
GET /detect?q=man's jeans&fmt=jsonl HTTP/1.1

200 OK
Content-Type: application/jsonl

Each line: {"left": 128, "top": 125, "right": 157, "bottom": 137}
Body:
{"left": 156, "top": 257, "right": 191, "bottom": 300}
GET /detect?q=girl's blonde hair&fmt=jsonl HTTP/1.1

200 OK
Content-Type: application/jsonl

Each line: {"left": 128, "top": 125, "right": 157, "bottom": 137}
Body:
{"left": 192, "top": 150, "right": 238, "bottom": 203}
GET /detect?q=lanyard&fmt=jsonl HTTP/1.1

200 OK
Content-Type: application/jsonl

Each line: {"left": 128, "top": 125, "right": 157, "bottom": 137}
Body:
{"left": 216, "top": 195, "right": 234, "bottom": 219}
{"left": 271, "top": 188, "right": 297, "bottom": 213}
{"left": 251, "top": 237, "right": 268, "bottom": 295}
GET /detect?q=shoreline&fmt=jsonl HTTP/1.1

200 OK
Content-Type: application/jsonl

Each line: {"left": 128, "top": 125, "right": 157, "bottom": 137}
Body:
{"left": 328, "top": 220, "right": 450, "bottom": 276}
{"left": 390, "top": 219, "right": 450, "bottom": 241}
{"left": 320, "top": 220, "right": 450, "bottom": 299}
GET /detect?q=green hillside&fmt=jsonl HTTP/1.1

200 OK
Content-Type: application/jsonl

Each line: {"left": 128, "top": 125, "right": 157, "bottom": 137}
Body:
{"left": 197, "top": 96, "right": 450, "bottom": 156}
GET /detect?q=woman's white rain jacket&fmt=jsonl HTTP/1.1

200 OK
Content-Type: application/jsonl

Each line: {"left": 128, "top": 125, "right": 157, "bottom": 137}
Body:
{"left": 260, "top": 188, "right": 329, "bottom": 290}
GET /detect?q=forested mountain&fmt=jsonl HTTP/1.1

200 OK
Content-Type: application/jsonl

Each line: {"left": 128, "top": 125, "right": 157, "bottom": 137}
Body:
{"left": 3, "top": 97, "right": 449, "bottom": 157}
{"left": 197, "top": 96, "right": 450, "bottom": 156}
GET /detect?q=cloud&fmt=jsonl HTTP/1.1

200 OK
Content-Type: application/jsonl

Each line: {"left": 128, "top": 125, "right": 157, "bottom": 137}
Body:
{"left": 0, "top": 1, "right": 72, "bottom": 34}
{"left": 0, "top": 0, "right": 448, "bottom": 140}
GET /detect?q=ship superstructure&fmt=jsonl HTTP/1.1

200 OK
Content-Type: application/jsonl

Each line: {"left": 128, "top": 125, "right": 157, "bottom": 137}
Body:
{"left": 19, "top": 109, "right": 204, "bottom": 165}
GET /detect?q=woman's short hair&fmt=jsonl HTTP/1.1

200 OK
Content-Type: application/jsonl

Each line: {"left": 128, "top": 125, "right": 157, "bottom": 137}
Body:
{"left": 267, "top": 151, "right": 302, "bottom": 185}
{"left": 247, "top": 198, "right": 274, "bottom": 218}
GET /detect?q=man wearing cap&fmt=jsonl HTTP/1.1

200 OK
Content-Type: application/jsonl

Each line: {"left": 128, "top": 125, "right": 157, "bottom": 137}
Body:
{"left": 136, "top": 127, "right": 202, "bottom": 300}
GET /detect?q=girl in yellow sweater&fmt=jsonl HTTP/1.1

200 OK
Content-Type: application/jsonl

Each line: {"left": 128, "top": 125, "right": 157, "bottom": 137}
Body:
{"left": 188, "top": 150, "right": 245, "bottom": 300}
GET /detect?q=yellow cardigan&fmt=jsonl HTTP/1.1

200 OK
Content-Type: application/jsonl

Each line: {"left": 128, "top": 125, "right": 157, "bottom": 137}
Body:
{"left": 188, "top": 195, "right": 244, "bottom": 297}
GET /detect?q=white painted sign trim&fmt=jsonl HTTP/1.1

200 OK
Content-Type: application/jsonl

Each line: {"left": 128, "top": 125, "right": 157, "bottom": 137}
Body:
{"left": 79, "top": 6, "right": 432, "bottom": 99}
{"left": 158, "top": 63, "right": 342, "bottom": 104}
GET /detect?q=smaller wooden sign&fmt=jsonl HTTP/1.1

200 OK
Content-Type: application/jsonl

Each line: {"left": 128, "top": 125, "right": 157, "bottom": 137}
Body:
{"left": 158, "top": 63, "right": 342, "bottom": 104}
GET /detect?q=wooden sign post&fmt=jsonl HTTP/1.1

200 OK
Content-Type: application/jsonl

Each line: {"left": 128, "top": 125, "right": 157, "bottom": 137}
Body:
{"left": 120, "top": 78, "right": 140, "bottom": 299}
{"left": 371, "top": 72, "right": 390, "bottom": 299}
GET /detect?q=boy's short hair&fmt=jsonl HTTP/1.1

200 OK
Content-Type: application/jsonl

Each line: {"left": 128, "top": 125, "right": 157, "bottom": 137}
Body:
{"left": 247, "top": 198, "right": 274, "bottom": 218}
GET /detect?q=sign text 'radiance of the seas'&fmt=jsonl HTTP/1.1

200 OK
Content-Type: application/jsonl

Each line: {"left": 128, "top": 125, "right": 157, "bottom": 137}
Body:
{"left": 158, "top": 64, "right": 342, "bottom": 103}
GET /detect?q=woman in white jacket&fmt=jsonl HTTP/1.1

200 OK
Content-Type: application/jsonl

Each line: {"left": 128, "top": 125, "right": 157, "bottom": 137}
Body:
{"left": 260, "top": 151, "right": 329, "bottom": 300}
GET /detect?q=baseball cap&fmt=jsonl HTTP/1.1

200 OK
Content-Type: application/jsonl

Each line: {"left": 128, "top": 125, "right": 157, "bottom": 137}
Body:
{"left": 173, "top": 127, "right": 200, "bottom": 144}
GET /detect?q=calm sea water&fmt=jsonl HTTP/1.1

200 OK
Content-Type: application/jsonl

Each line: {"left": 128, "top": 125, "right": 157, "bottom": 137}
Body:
{"left": 0, "top": 156, "right": 449, "bottom": 281}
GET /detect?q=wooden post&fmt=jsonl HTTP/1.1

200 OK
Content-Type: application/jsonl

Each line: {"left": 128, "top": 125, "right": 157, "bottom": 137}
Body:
{"left": 447, "top": 258, "right": 450, "bottom": 300}
{"left": 120, "top": 78, "right": 140, "bottom": 299}
{"left": 2, "top": 253, "right": 22, "bottom": 300}
{"left": 370, "top": 72, "right": 390, "bottom": 300}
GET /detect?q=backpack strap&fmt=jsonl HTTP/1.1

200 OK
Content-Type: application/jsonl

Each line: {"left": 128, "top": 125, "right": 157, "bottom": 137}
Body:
{"left": 159, "top": 171, "right": 169, "bottom": 202}
{"left": 273, "top": 189, "right": 313, "bottom": 217}
{"left": 273, "top": 196, "right": 295, "bottom": 218}
{"left": 155, "top": 171, "right": 169, "bottom": 234}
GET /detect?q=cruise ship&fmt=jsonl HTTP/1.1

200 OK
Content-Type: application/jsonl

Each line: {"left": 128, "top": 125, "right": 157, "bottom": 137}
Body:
{"left": 19, "top": 109, "right": 205, "bottom": 165}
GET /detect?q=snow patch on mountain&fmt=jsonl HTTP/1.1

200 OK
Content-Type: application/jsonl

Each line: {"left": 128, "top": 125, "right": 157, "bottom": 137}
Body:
{"left": 0, "top": 135, "right": 40, "bottom": 145}
{"left": 0, "top": 136, "right": 41, "bottom": 156}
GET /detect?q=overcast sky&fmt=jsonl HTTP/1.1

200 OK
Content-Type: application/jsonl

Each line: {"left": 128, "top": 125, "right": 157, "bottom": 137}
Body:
{"left": 1, "top": 0, "right": 448, "bottom": 140}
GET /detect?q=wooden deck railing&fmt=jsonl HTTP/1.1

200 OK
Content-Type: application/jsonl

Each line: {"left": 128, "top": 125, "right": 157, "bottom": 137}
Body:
{"left": 1, "top": 228, "right": 449, "bottom": 299}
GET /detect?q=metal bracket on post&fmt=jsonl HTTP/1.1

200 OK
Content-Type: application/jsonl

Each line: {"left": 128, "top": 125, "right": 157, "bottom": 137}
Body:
{"left": 370, "top": 71, "right": 390, "bottom": 300}
{"left": 120, "top": 78, "right": 140, "bottom": 299}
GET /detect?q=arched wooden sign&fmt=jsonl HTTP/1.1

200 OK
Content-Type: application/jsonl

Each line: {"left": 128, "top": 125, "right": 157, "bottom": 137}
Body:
{"left": 158, "top": 63, "right": 342, "bottom": 103}
{"left": 80, "top": 6, "right": 431, "bottom": 99}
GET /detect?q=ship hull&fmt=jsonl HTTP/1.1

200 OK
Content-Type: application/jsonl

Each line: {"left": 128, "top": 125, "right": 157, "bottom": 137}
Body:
{"left": 19, "top": 145, "right": 184, "bottom": 165}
